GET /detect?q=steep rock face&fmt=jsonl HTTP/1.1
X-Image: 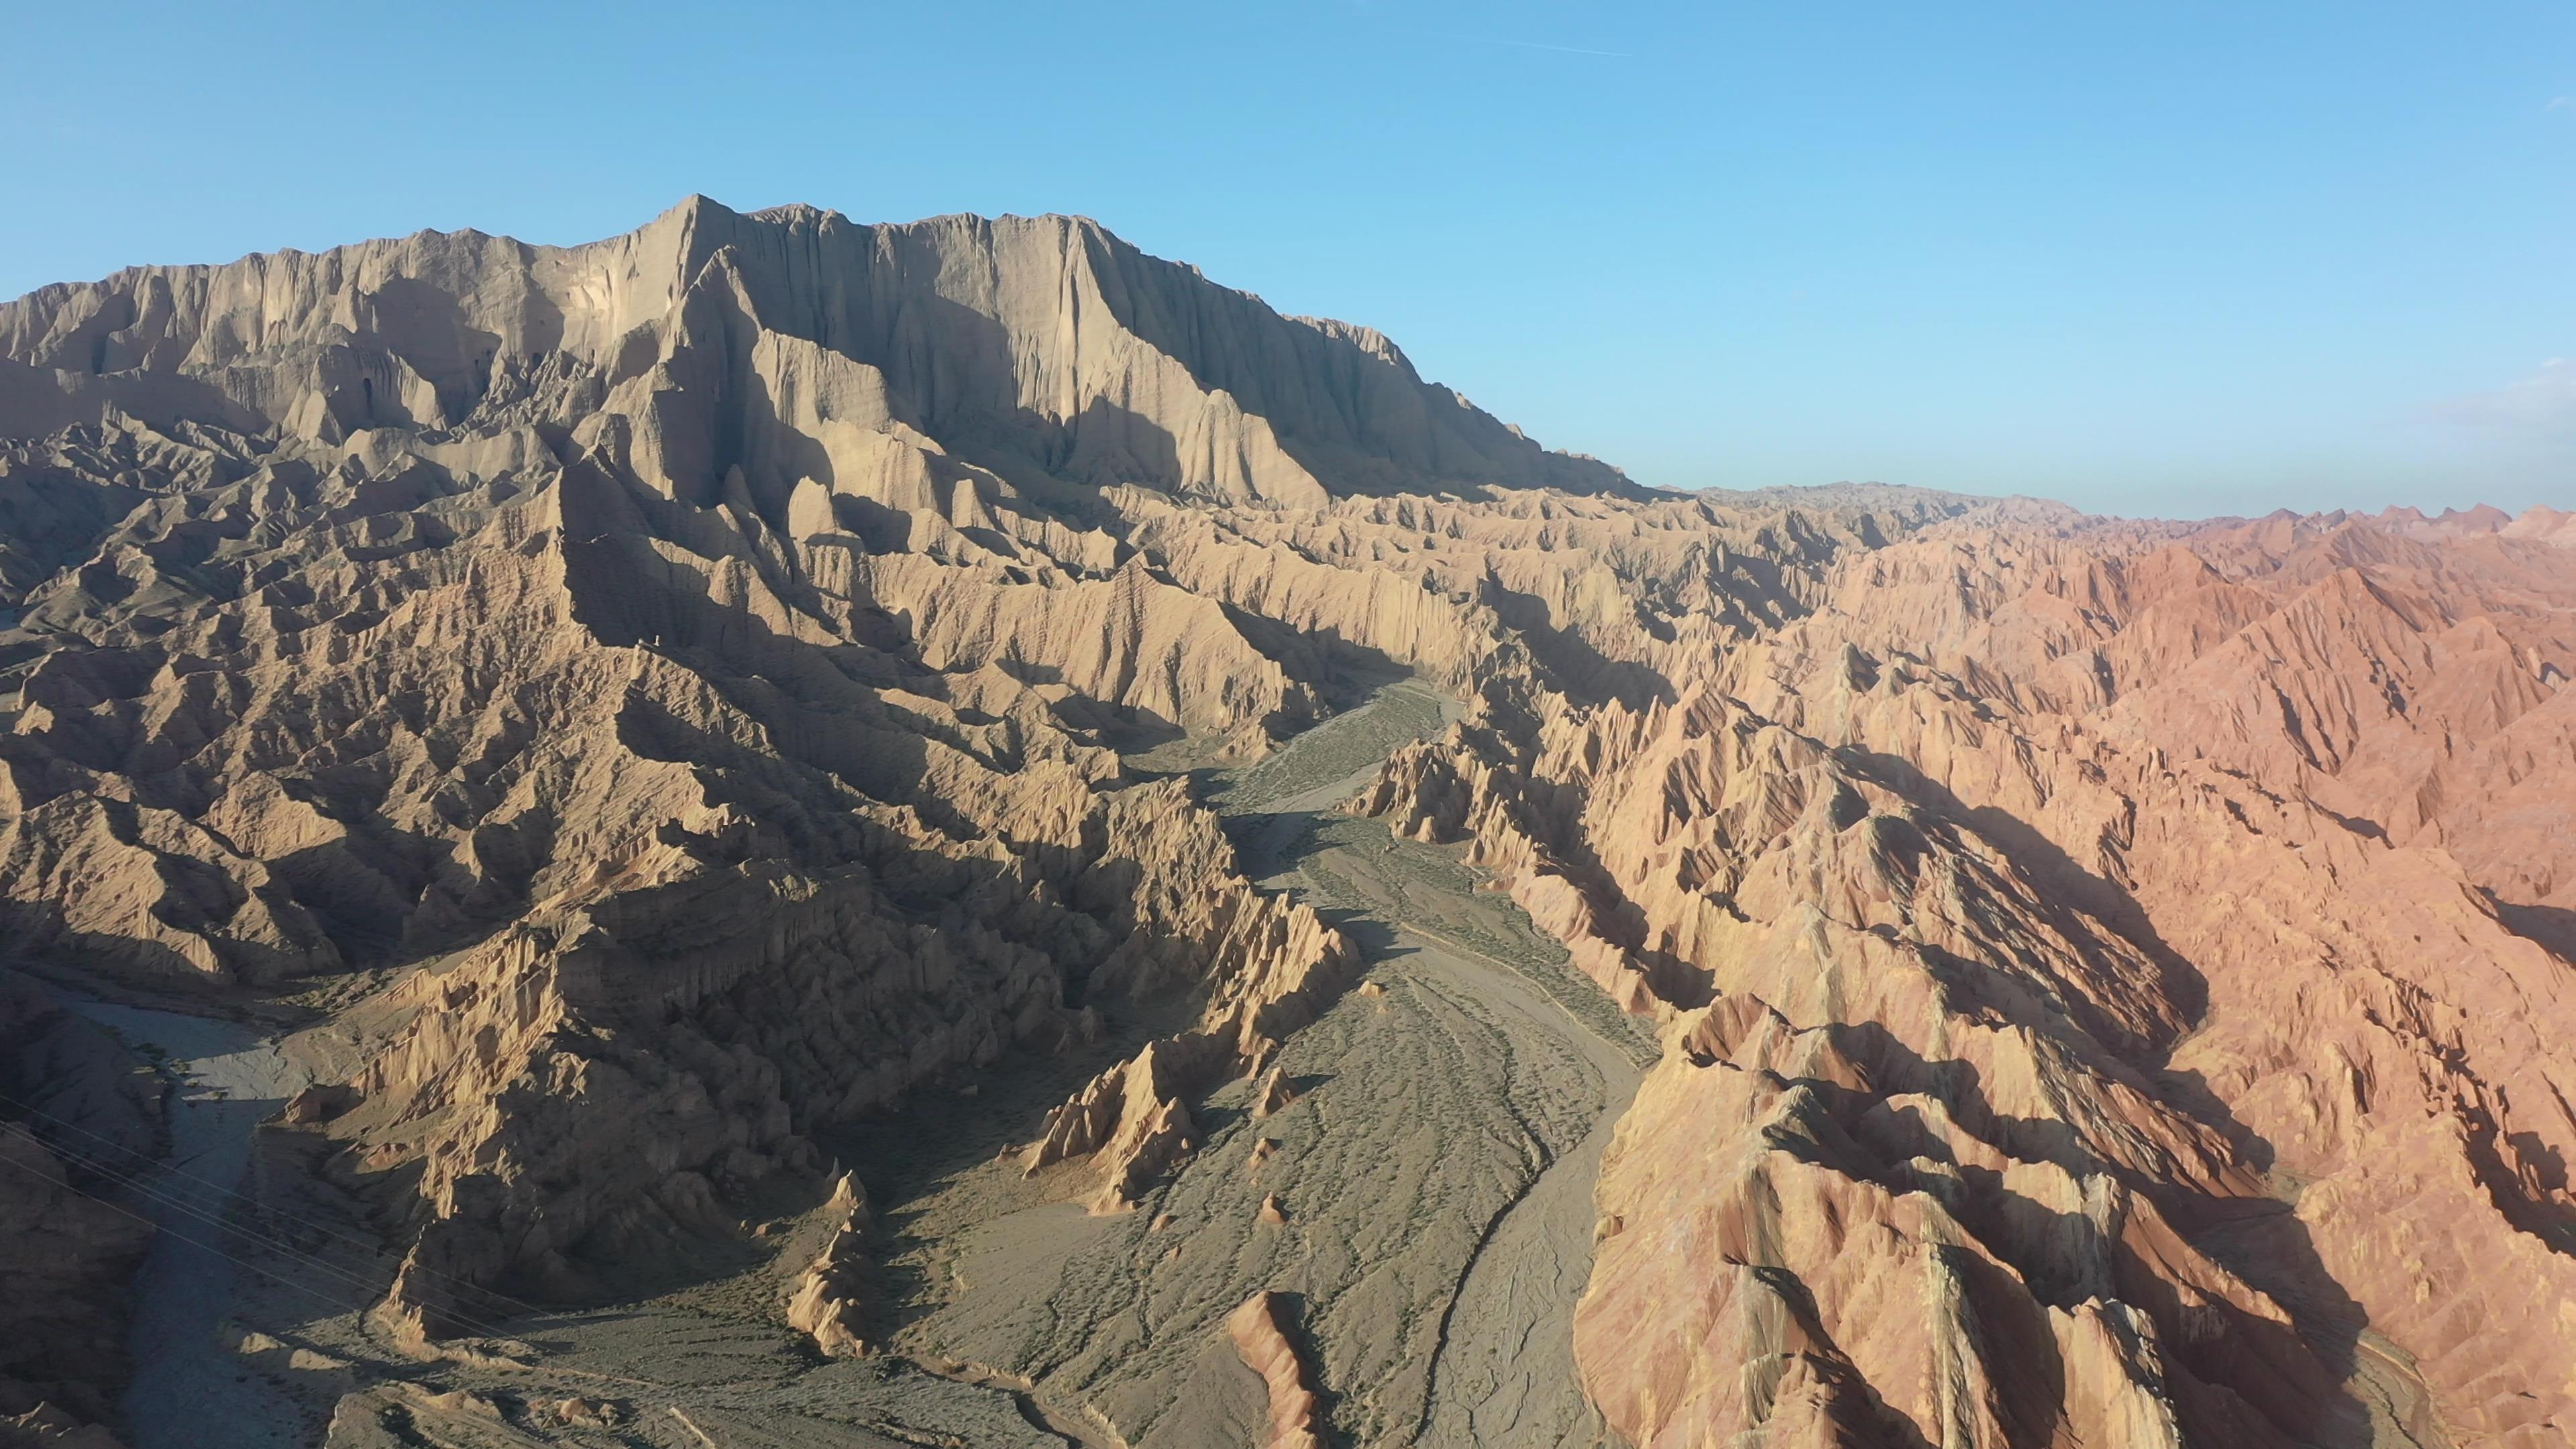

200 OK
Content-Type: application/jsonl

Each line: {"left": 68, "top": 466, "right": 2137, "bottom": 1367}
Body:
{"left": 12, "top": 200, "right": 1920, "bottom": 1360}
{"left": 340, "top": 762, "right": 1367, "bottom": 1330}
{"left": 0, "top": 198, "right": 1713, "bottom": 994}
{"left": 1020, "top": 782, "right": 1356, "bottom": 1212}
{"left": 0, "top": 197, "right": 1633, "bottom": 509}
{"left": 0, "top": 200, "right": 1557, "bottom": 1343}
{"left": 784, "top": 1172, "right": 874, "bottom": 1358}
{"left": 1022, "top": 1038, "right": 1203, "bottom": 1212}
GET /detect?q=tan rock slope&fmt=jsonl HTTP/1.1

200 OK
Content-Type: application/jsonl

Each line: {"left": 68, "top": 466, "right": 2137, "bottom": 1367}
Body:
{"left": 0, "top": 198, "right": 2567, "bottom": 1448}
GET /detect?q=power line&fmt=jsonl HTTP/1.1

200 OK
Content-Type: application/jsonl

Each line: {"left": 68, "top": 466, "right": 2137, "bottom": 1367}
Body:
{"left": 0, "top": 1144, "right": 700, "bottom": 1420}
{"left": 1, "top": 1126, "right": 684, "bottom": 1389}
{"left": 0, "top": 1086, "right": 568, "bottom": 1328}
{"left": 6, "top": 1119, "right": 764, "bottom": 1399}
{"left": 0, "top": 1136, "right": 372, "bottom": 1324}
{"left": 1, "top": 1121, "right": 569, "bottom": 1352}
{"left": 6, "top": 1114, "right": 552, "bottom": 1335}
{"left": 0, "top": 1122, "right": 525, "bottom": 1340}
{"left": 0, "top": 1053, "right": 823, "bottom": 1420}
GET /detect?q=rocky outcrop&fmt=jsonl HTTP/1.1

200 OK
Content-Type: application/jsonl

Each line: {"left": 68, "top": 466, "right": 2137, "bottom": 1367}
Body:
{"left": 1226, "top": 1291, "right": 1326, "bottom": 1449}
{"left": 1578, "top": 999, "right": 2300, "bottom": 1446}
{"left": 1355, "top": 504, "right": 2576, "bottom": 1447}
{"left": 0, "top": 971, "right": 156, "bottom": 1441}
{"left": 1017, "top": 782, "right": 1356, "bottom": 1212}
{"left": 785, "top": 1173, "right": 873, "bottom": 1357}
{"left": 0, "top": 198, "right": 1638, "bottom": 508}
{"left": 1015, "top": 861, "right": 1351, "bottom": 1212}
{"left": 0, "top": 1405, "right": 129, "bottom": 1449}
{"left": 1248, "top": 1065, "right": 1296, "bottom": 1119}
{"left": 8, "top": 197, "right": 2568, "bottom": 1447}
{"left": 319, "top": 1385, "right": 551, "bottom": 1449}
{"left": 0, "top": 198, "right": 1673, "bottom": 990}
{"left": 1, "top": 201, "right": 1566, "bottom": 1338}
{"left": 1021, "top": 1039, "right": 1201, "bottom": 1213}
{"left": 344, "top": 794, "right": 1319, "bottom": 1331}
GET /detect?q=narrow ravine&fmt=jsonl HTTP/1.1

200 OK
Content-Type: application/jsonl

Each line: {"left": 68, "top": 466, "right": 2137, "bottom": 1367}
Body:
{"left": 55, "top": 678, "right": 1658, "bottom": 1448}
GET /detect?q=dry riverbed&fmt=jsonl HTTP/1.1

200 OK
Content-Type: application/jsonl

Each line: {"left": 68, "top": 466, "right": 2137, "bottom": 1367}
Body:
{"left": 865, "top": 679, "right": 1654, "bottom": 1448}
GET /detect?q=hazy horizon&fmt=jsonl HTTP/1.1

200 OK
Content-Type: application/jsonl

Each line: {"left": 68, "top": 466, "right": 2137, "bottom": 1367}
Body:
{"left": 9, "top": 1, "right": 2568, "bottom": 519}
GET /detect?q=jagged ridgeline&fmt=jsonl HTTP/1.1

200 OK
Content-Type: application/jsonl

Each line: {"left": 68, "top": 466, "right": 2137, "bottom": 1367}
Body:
{"left": 0, "top": 194, "right": 1951, "bottom": 1431}
{"left": 13, "top": 196, "right": 2567, "bottom": 1449}
{"left": 0, "top": 193, "right": 1933, "bottom": 981}
{"left": 0, "top": 194, "right": 1638, "bottom": 505}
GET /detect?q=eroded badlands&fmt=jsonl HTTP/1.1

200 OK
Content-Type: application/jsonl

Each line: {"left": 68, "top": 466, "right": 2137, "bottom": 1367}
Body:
{"left": 0, "top": 198, "right": 2568, "bottom": 1448}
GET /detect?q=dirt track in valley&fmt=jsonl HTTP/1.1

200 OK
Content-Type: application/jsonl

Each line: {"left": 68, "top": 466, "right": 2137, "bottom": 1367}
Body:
{"left": 879, "top": 680, "right": 1654, "bottom": 1448}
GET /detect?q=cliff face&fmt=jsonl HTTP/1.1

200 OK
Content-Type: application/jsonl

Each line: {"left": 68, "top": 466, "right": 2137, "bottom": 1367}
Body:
{"left": 0, "top": 197, "right": 1632, "bottom": 511}
{"left": 0, "top": 199, "right": 2567, "bottom": 1449}
{"left": 0, "top": 196, "right": 1672, "bottom": 996}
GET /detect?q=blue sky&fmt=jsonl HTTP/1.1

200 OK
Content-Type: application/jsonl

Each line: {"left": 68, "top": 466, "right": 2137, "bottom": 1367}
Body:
{"left": 7, "top": 1, "right": 2570, "bottom": 517}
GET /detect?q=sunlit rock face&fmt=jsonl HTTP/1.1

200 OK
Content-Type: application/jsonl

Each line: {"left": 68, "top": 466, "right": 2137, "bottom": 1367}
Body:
{"left": 1358, "top": 503, "right": 2576, "bottom": 1447}
{"left": 2, "top": 198, "right": 2569, "bottom": 1448}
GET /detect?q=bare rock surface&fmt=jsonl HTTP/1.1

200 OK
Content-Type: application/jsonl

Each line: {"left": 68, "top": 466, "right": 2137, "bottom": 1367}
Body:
{"left": 1228, "top": 1291, "right": 1327, "bottom": 1449}
{"left": 867, "top": 680, "right": 1651, "bottom": 1448}
{"left": 785, "top": 1173, "right": 874, "bottom": 1357}
{"left": 1353, "top": 504, "right": 2576, "bottom": 1447}
{"left": 2, "top": 197, "right": 2569, "bottom": 1449}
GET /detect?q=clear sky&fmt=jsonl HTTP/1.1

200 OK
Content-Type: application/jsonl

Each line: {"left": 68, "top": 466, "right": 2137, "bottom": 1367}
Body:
{"left": 7, "top": 1, "right": 2571, "bottom": 518}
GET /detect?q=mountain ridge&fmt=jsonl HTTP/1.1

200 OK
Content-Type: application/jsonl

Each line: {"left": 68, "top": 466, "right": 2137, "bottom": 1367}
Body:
{"left": 0, "top": 201, "right": 2567, "bottom": 1449}
{"left": 0, "top": 195, "right": 1648, "bottom": 509}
